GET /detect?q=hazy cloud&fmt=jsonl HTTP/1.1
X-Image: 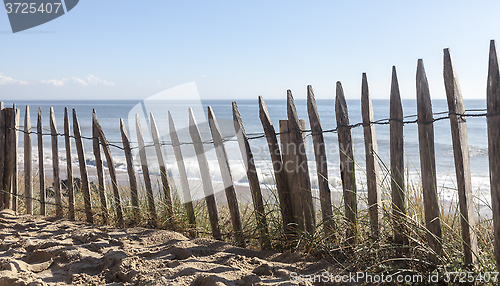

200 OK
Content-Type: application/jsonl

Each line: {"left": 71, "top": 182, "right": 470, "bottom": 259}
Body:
{"left": 39, "top": 74, "right": 115, "bottom": 87}
{"left": 0, "top": 73, "right": 29, "bottom": 85}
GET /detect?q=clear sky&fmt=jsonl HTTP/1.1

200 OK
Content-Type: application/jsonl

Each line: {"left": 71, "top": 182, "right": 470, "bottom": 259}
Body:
{"left": 0, "top": 0, "right": 499, "bottom": 100}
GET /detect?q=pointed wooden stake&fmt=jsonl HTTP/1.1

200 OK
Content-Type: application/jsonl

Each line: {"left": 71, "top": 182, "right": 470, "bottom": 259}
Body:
{"left": 37, "top": 108, "right": 45, "bottom": 216}
{"left": 307, "top": 85, "right": 335, "bottom": 236}
{"left": 416, "top": 59, "right": 443, "bottom": 263}
{"left": 149, "top": 113, "right": 174, "bottom": 218}
{"left": 443, "top": 48, "right": 478, "bottom": 266}
{"left": 287, "top": 90, "right": 315, "bottom": 233}
{"left": 259, "top": 96, "right": 295, "bottom": 235}
{"left": 208, "top": 106, "right": 244, "bottom": 246}
{"left": 390, "top": 67, "right": 407, "bottom": 246}
{"left": 168, "top": 112, "right": 196, "bottom": 230}
{"left": 50, "top": 107, "right": 63, "bottom": 217}
{"left": 120, "top": 118, "right": 140, "bottom": 222}
{"left": 63, "top": 107, "right": 75, "bottom": 220}
{"left": 24, "top": 106, "right": 33, "bottom": 215}
{"left": 72, "top": 109, "right": 93, "bottom": 224}
{"left": 188, "top": 108, "right": 221, "bottom": 240}
{"left": 232, "top": 102, "right": 269, "bottom": 249}
{"left": 92, "top": 110, "right": 108, "bottom": 223}
{"left": 0, "top": 102, "right": 4, "bottom": 209}
{"left": 361, "top": 74, "right": 382, "bottom": 237}
{"left": 336, "top": 82, "right": 357, "bottom": 245}
{"left": 487, "top": 39, "right": 500, "bottom": 275}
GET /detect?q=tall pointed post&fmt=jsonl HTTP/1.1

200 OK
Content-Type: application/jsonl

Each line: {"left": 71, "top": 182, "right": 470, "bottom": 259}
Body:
{"left": 37, "top": 108, "right": 45, "bottom": 215}
{"left": 336, "top": 82, "right": 357, "bottom": 244}
{"left": 149, "top": 113, "right": 174, "bottom": 218}
{"left": 307, "top": 86, "right": 334, "bottom": 236}
{"left": 208, "top": 106, "right": 244, "bottom": 246}
{"left": 135, "top": 114, "right": 157, "bottom": 225}
{"left": 168, "top": 112, "right": 196, "bottom": 230}
{"left": 487, "top": 39, "right": 500, "bottom": 277}
{"left": 287, "top": 90, "right": 315, "bottom": 233}
{"left": 259, "top": 96, "right": 295, "bottom": 235}
{"left": 390, "top": 67, "right": 407, "bottom": 246}
{"left": 361, "top": 74, "right": 382, "bottom": 237}
{"left": 93, "top": 113, "right": 123, "bottom": 226}
{"left": 416, "top": 59, "right": 443, "bottom": 262}
{"left": 0, "top": 103, "right": 4, "bottom": 209}
{"left": 93, "top": 110, "right": 108, "bottom": 223}
{"left": 49, "top": 107, "right": 63, "bottom": 217}
{"left": 24, "top": 105, "right": 33, "bottom": 215}
{"left": 73, "top": 109, "right": 93, "bottom": 224}
{"left": 120, "top": 119, "right": 140, "bottom": 222}
{"left": 63, "top": 107, "right": 75, "bottom": 220}
{"left": 443, "top": 48, "right": 478, "bottom": 266}
{"left": 188, "top": 108, "right": 221, "bottom": 240}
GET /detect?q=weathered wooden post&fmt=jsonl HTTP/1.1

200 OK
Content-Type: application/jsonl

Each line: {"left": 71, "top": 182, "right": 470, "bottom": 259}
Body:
{"left": 37, "top": 108, "right": 45, "bottom": 215}
{"left": 361, "top": 74, "right": 382, "bottom": 237}
{"left": 120, "top": 118, "right": 140, "bottom": 222}
{"left": 390, "top": 67, "right": 407, "bottom": 246}
{"left": 168, "top": 112, "right": 196, "bottom": 229}
{"left": 135, "top": 114, "right": 157, "bottom": 225}
{"left": 0, "top": 102, "right": 5, "bottom": 209}
{"left": 443, "top": 48, "right": 478, "bottom": 266}
{"left": 487, "top": 39, "right": 500, "bottom": 278}
{"left": 232, "top": 102, "right": 269, "bottom": 249}
{"left": 63, "top": 107, "right": 75, "bottom": 220}
{"left": 188, "top": 108, "right": 221, "bottom": 240}
{"left": 24, "top": 106, "right": 33, "bottom": 215}
{"left": 208, "top": 106, "right": 244, "bottom": 246}
{"left": 287, "top": 91, "right": 315, "bottom": 233}
{"left": 73, "top": 109, "right": 93, "bottom": 224}
{"left": 49, "top": 107, "right": 63, "bottom": 217}
{"left": 416, "top": 59, "right": 443, "bottom": 262}
{"left": 149, "top": 113, "right": 174, "bottom": 217}
{"left": 93, "top": 110, "right": 108, "bottom": 223}
{"left": 336, "top": 82, "right": 357, "bottom": 244}
{"left": 93, "top": 112, "right": 124, "bottom": 226}
{"left": 259, "top": 96, "right": 295, "bottom": 235}
{"left": 307, "top": 85, "right": 335, "bottom": 236}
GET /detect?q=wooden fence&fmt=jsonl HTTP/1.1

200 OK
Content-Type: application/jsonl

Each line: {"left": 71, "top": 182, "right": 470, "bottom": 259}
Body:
{"left": 2, "top": 41, "right": 500, "bottom": 272}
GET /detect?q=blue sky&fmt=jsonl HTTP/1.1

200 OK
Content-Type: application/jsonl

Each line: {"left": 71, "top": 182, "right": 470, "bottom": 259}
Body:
{"left": 0, "top": 0, "right": 499, "bottom": 100}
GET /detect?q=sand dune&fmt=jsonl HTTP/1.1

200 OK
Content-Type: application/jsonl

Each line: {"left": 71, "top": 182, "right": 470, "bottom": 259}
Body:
{"left": 0, "top": 210, "right": 335, "bottom": 285}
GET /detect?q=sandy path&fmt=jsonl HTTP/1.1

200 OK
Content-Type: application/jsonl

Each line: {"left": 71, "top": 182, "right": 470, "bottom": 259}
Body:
{"left": 0, "top": 210, "right": 335, "bottom": 286}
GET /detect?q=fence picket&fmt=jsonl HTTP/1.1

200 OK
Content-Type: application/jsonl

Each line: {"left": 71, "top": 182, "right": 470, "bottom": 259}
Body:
{"left": 92, "top": 110, "right": 108, "bottom": 223}
{"left": 259, "top": 96, "right": 295, "bottom": 235}
{"left": 64, "top": 107, "right": 75, "bottom": 220}
{"left": 168, "top": 112, "right": 196, "bottom": 229}
{"left": 361, "top": 74, "right": 382, "bottom": 237}
{"left": 487, "top": 39, "right": 500, "bottom": 276}
{"left": 443, "top": 48, "right": 478, "bottom": 266}
{"left": 232, "top": 102, "right": 269, "bottom": 249}
{"left": 73, "top": 109, "right": 93, "bottom": 224}
{"left": 0, "top": 102, "right": 4, "bottom": 209}
{"left": 307, "top": 85, "right": 335, "bottom": 236}
{"left": 208, "top": 106, "right": 244, "bottom": 246}
{"left": 24, "top": 106, "right": 33, "bottom": 215}
{"left": 188, "top": 108, "right": 221, "bottom": 240}
{"left": 120, "top": 118, "right": 140, "bottom": 222}
{"left": 135, "top": 114, "right": 157, "bottom": 225}
{"left": 149, "top": 113, "right": 174, "bottom": 218}
{"left": 390, "top": 67, "right": 407, "bottom": 246}
{"left": 37, "top": 108, "right": 45, "bottom": 216}
{"left": 49, "top": 107, "right": 62, "bottom": 217}
{"left": 416, "top": 59, "right": 443, "bottom": 262}
{"left": 336, "top": 82, "right": 357, "bottom": 244}
{"left": 93, "top": 112, "right": 124, "bottom": 226}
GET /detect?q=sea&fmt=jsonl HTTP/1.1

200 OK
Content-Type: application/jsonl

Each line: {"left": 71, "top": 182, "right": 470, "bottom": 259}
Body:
{"left": 4, "top": 99, "right": 492, "bottom": 215}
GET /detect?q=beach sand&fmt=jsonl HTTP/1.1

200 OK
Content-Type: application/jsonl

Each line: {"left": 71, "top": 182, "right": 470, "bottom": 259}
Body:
{"left": 0, "top": 210, "right": 336, "bottom": 286}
